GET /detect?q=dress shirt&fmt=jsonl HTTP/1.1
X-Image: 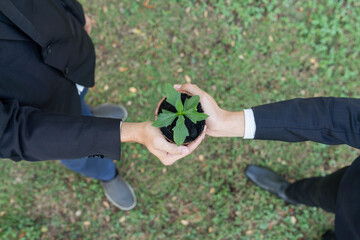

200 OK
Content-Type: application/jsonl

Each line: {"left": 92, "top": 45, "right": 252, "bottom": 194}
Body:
{"left": 244, "top": 109, "right": 256, "bottom": 139}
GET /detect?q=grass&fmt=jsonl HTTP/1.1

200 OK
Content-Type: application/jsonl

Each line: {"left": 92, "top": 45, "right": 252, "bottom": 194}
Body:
{"left": 1, "top": 0, "right": 360, "bottom": 239}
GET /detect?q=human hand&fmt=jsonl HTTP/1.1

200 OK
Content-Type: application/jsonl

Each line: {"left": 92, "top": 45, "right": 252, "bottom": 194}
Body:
{"left": 174, "top": 83, "right": 245, "bottom": 137}
{"left": 84, "top": 14, "right": 92, "bottom": 35}
{"left": 122, "top": 122, "right": 206, "bottom": 165}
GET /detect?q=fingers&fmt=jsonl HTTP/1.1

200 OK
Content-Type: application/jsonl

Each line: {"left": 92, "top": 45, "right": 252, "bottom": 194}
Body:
{"left": 158, "top": 151, "right": 185, "bottom": 165}
{"left": 155, "top": 126, "right": 206, "bottom": 165}
{"left": 158, "top": 137, "right": 189, "bottom": 155}
{"left": 174, "top": 83, "right": 204, "bottom": 96}
{"left": 150, "top": 128, "right": 189, "bottom": 158}
{"left": 159, "top": 154, "right": 179, "bottom": 166}
{"left": 84, "top": 14, "right": 92, "bottom": 35}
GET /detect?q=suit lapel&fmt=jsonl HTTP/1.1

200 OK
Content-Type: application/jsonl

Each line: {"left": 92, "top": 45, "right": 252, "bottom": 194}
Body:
{"left": 0, "top": 0, "right": 45, "bottom": 47}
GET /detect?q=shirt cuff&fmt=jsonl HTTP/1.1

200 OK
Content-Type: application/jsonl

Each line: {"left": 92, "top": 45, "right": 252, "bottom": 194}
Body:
{"left": 76, "top": 84, "right": 85, "bottom": 95}
{"left": 243, "top": 109, "right": 256, "bottom": 139}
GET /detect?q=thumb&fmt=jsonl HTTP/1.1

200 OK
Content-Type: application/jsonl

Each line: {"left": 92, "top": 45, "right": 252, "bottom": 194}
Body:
{"left": 160, "top": 140, "right": 189, "bottom": 155}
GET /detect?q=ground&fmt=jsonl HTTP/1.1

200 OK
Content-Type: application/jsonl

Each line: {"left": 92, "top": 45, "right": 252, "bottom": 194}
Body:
{"left": 1, "top": 0, "right": 360, "bottom": 239}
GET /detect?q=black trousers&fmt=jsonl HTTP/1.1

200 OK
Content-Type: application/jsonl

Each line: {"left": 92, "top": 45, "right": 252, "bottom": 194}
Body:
{"left": 285, "top": 166, "right": 349, "bottom": 213}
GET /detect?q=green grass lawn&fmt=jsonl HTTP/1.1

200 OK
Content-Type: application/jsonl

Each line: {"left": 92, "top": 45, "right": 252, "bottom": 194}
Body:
{"left": 1, "top": 0, "right": 360, "bottom": 239}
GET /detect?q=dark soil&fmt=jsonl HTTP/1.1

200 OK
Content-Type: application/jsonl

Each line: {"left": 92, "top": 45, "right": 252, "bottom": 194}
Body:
{"left": 157, "top": 93, "right": 206, "bottom": 145}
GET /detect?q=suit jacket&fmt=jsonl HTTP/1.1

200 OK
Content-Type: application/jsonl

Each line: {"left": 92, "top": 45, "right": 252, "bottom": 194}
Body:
{"left": 0, "top": 0, "right": 121, "bottom": 161}
{"left": 252, "top": 97, "right": 360, "bottom": 239}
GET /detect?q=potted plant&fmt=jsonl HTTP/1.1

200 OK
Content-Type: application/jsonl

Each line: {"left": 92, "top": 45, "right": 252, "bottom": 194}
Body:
{"left": 153, "top": 83, "right": 209, "bottom": 146}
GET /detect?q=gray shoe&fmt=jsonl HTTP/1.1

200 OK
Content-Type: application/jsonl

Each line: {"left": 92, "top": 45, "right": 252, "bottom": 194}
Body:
{"left": 92, "top": 104, "right": 128, "bottom": 121}
{"left": 101, "top": 173, "right": 136, "bottom": 211}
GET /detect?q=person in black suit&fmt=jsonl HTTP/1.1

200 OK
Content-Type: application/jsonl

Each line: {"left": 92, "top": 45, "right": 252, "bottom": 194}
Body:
{"left": 0, "top": 0, "right": 204, "bottom": 210}
{"left": 176, "top": 83, "right": 360, "bottom": 240}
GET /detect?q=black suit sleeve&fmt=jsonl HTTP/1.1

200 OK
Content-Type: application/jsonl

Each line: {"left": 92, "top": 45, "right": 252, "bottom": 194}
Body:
{"left": 252, "top": 97, "right": 360, "bottom": 149}
{"left": 0, "top": 99, "right": 121, "bottom": 162}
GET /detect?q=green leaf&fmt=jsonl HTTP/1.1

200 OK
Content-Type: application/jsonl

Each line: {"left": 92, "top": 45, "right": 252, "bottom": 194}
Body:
{"left": 184, "top": 109, "right": 209, "bottom": 124}
{"left": 184, "top": 95, "right": 200, "bottom": 111}
{"left": 175, "top": 98, "right": 183, "bottom": 113}
{"left": 172, "top": 115, "right": 189, "bottom": 146}
{"left": 165, "top": 83, "right": 181, "bottom": 107}
{"left": 152, "top": 110, "right": 177, "bottom": 127}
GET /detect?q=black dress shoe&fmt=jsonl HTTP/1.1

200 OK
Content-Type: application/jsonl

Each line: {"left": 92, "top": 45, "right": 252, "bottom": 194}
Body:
{"left": 322, "top": 230, "right": 337, "bottom": 240}
{"left": 245, "top": 165, "right": 298, "bottom": 205}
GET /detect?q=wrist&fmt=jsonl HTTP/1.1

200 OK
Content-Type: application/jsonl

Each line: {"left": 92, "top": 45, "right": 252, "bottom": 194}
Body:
{"left": 216, "top": 110, "right": 245, "bottom": 137}
{"left": 121, "top": 122, "right": 149, "bottom": 143}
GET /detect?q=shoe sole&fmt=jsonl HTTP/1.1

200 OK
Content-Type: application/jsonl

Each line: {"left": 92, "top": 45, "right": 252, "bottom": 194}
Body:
{"left": 103, "top": 181, "right": 137, "bottom": 211}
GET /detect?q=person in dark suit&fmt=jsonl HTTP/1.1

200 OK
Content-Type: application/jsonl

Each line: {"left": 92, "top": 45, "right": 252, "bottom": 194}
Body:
{"left": 0, "top": 0, "right": 204, "bottom": 210}
{"left": 176, "top": 83, "right": 360, "bottom": 240}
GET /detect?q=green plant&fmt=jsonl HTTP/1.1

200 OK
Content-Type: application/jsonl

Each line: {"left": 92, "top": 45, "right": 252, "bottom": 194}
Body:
{"left": 152, "top": 84, "right": 209, "bottom": 146}
{"left": 2, "top": 0, "right": 357, "bottom": 238}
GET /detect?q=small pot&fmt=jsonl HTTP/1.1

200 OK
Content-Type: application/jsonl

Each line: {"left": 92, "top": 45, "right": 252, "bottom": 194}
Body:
{"left": 155, "top": 93, "right": 206, "bottom": 145}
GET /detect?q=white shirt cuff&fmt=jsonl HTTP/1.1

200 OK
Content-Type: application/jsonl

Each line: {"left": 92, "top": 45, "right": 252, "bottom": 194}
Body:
{"left": 243, "top": 109, "right": 256, "bottom": 139}
{"left": 76, "top": 84, "right": 85, "bottom": 95}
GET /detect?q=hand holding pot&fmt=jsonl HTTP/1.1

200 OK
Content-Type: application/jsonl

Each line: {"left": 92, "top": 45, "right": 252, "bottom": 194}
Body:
{"left": 174, "top": 83, "right": 245, "bottom": 138}
{"left": 121, "top": 121, "right": 206, "bottom": 165}
{"left": 84, "top": 14, "right": 92, "bottom": 35}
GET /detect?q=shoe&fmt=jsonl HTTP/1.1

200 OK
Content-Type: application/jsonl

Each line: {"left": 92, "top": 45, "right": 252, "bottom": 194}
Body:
{"left": 322, "top": 230, "right": 337, "bottom": 240}
{"left": 101, "top": 173, "right": 136, "bottom": 211}
{"left": 92, "top": 104, "right": 128, "bottom": 121}
{"left": 245, "top": 165, "right": 298, "bottom": 205}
